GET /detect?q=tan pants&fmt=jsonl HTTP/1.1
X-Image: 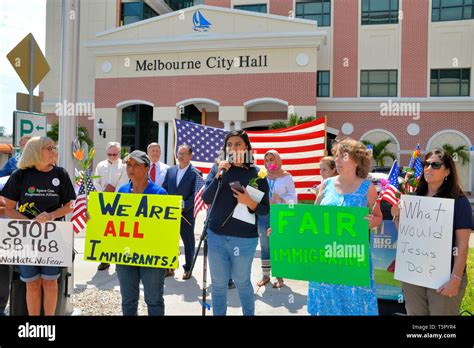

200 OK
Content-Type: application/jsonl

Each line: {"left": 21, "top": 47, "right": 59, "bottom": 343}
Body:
{"left": 401, "top": 275, "right": 468, "bottom": 315}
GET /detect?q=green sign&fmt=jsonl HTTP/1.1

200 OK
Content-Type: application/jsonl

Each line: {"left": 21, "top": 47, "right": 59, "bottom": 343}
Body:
{"left": 270, "top": 204, "right": 371, "bottom": 287}
{"left": 13, "top": 111, "right": 47, "bottom": 147}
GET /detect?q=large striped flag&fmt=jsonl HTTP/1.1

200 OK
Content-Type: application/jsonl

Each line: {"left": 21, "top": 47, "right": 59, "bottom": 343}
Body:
{"left": 71, "top": 171, "right": 96, "bottom": 234}
{"left": 193, "top": 171, "right": 209, "bottom": 218}
{"left": 380, "top": 160, "right": 401, "bottom": 206}
{"left": 174, "top": 118, "right": 326, "bottom": 203}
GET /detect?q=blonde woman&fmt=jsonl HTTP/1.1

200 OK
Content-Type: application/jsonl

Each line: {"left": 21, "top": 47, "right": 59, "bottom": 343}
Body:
{"left": 257, "top": 150, "right": 296, "bottom": 288}
{"left": 311, "top": 156, "right": 337, "bottom": 199}
{"left": 1, "top": 137, "right": 76, "bottom": 315}
{"left": 309, "top": 138, "right": 382, "bottom": 315}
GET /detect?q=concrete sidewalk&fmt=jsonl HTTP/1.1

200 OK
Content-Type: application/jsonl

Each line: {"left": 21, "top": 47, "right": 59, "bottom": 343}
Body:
{"left": 72, "top": 212, "right": 309, "bottom": 315}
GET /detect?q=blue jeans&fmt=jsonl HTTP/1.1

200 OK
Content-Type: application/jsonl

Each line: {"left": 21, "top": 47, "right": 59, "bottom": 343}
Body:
{"left": 116, "top": 265, "right": 166, "bottom": 316}
{"left": 207, "top": 229, "right": 258, "bottom": 316}
{"left": 257, "top": 214, "right": 270, "bottom": 261}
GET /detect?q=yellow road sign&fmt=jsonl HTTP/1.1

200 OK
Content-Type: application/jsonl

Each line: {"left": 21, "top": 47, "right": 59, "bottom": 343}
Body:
{"left": 6, "top": 33, "right": 50, "bottom": 91}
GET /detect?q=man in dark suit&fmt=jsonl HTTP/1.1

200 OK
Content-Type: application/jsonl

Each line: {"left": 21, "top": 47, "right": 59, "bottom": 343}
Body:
{"left": 162, "top": 144, "right": 201, "bottom": 280}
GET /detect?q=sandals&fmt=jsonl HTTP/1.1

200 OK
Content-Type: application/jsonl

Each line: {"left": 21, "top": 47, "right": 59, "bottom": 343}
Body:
{"left": 256, "top": 276, "right": 271, "bottom": 287}
{"left": 272, "top": 278, "right": 284, "bottom": 289}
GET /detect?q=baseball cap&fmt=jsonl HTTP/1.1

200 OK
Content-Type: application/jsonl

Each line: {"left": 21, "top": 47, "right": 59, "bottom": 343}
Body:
{"left": 125, "top": 150, "right": 150, "bottom": 167}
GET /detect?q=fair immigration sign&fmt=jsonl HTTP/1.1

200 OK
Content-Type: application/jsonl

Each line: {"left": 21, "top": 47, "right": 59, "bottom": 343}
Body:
{"left": 270, "top": 205, "right": 371, "bottom": 287}
{"left": 85, "top": 192, "right": 182, "bottom": 269}
{"left": 0, "top": 220, "right": 73, "bottom": 267}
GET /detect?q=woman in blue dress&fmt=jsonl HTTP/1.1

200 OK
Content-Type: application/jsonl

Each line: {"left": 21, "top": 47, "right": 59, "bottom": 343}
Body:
{"left": 308, "top": 138, "right": 383, "bottom": 316}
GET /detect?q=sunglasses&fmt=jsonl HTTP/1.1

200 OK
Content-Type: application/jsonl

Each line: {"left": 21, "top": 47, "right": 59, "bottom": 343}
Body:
{"left": 422, "top": 161, "right": 443, "bottom": 170}
{"left": 107, "top": 153, "right": 119, "bottom": 157}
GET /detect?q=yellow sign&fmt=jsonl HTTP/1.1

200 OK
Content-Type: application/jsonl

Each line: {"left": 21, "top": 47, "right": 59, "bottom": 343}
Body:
{"left": 84, "top": 192, "right": 182, "bottom": 269}
{"left": 7, "top": 33, "right": 50, "bottom": 91}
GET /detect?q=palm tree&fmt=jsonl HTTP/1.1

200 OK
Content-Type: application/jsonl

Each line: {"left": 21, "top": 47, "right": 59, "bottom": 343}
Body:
{"left": 361, "top": 139, "right": 397, "bottom": 167}
{"left": 47, "top": 122, "right": 93, "bottom": 147}
{"left": 441, "top": 144, "right": 470, "bottom": 165}
{"left": 270, "top": 114, "right": 316, "bottom": 129}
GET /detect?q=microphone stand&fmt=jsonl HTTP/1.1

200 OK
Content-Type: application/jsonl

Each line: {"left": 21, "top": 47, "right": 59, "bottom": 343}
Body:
{"left": 188, "top": 175, "right": 224, "bottom": 316}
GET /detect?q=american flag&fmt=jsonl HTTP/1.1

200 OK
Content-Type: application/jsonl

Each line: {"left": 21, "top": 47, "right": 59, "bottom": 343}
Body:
{"left": 193, "top": 172, "right": 209, "bottom": 218}
{"left": 71, "top": 172, "right": 96, "bottom": 234}
{"left": 174, "top": 118, "right": 326, "bottom": 203}
{"left": 380, "top": 160, "right": 400, "bottom": 206}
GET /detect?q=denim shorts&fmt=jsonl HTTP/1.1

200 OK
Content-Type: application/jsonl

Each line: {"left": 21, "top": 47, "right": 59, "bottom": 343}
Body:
{"left": 19, "top": 265, "right": 60, "bottom": 282}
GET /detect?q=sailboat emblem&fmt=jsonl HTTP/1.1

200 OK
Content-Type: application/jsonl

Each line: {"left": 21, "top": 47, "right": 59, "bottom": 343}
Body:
{"left": 192, "top": 10, "right": 212, "bottom": 32}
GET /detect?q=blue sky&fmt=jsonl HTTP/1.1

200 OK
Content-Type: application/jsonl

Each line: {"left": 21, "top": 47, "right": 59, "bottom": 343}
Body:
{"left": 0, "top": 0, "right": 46, "bottom": 135}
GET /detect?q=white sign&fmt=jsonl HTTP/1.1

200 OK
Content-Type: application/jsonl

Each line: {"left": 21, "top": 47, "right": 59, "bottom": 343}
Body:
{"left": 394, "top": 195, "right": 454, "bottom": 289}
{"left": 0, "top": 220, "right": 73, "bottom": 267}
{"left": 13, "top": 111, "right": 47, "bottom": 147}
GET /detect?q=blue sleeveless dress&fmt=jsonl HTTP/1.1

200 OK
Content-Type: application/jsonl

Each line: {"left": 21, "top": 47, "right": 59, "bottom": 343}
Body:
{"left": 307, "top": 177, "right": 378, "bottom": 316}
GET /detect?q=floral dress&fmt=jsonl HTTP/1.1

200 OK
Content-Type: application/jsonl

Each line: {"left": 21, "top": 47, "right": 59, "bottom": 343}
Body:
{"left": 307, "top": 177, "right": 378, "bottom": 316}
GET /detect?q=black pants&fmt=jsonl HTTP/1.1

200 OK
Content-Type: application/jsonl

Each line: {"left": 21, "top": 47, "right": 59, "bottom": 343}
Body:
{"left": 180, "top": 220, "right": 196, "bottom": 272}
{"left": 0, "top": 265, "right": 11, "bottom": 315}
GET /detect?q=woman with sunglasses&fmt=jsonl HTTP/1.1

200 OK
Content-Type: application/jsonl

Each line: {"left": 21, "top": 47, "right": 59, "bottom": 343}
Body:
{"left": 93, "top": 142, "right": 129, "bottom": 271}
{"left": 1, "top": 137, "right": 76, "bottom": 315}
{"left": 391, "top": 149, "right": 472, "bottom": 315}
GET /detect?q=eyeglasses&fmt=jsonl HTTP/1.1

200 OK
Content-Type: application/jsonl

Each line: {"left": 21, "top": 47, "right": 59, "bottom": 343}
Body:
{"left": 44, "top": 145, "right": 57, "bottom": 152}
{"left": 107, "top": 153, "right": 119, "bottom": 157}
{"left": 422, "top": 161, "right": 443, "bottom": 170}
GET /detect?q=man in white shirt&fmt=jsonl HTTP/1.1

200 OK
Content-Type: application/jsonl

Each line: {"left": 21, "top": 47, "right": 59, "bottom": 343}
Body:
{"left": 147, "top": 143, "right": 169, "bottom": 187}
{"left": 93, "top": 142, "right": 129, "bottom": 271}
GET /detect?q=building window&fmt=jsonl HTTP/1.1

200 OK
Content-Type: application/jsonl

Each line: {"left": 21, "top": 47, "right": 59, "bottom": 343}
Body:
{"left": 360, "top": 70, "right": 398, "bottom": 97}
{"left": 295, "top": 0, "right": 331, "bottom": 27}
{"left": 121, "top": 1, "right": 158, "bottom": 26}
{"left": 361, "top": 0, "right": 399, "bottom": 25}
{"left": 234, "top": 4, "right": 267, "bottom": 13}
{"left": 165, "top": 0, "right": 198, "bottom": 11}
{"left": 432, "top": 0, "right": 474, "bottom": 22}
{"left": 430, "top": 69, "right": 470, "bottom": 96}
{"left": 317, "top": 71, "right": 330, "bottom": 97}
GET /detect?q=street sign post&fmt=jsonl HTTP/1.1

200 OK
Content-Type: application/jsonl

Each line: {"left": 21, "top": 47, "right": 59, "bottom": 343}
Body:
{"left": 13, "top": 111, "right": 47, "bottom": 147}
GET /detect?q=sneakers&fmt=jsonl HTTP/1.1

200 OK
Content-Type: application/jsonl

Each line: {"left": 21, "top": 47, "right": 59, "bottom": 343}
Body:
{"left": 165, "top": 269, "right": 175, "bottom": 278}
{"left": 97, "top": 263, "right": 110, "bottom": 271}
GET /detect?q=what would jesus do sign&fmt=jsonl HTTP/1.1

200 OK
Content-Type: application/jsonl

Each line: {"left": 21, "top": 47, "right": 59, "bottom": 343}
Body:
{"left": 394, "top": 195, "right": 454, "bottom": 289}
{"left": 270, "top": 204, "right": 371, "bottom": 287}
{"left": 85, "top": 192, "right": 182, "bottom": 269}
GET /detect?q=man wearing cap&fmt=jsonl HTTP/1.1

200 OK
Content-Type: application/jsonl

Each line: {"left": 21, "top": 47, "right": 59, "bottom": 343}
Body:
{"left": 116, "top": 150, "right": 168, "bottom": 316}
{"left": 162, "top": 144, "right": 201, "bottom": 280}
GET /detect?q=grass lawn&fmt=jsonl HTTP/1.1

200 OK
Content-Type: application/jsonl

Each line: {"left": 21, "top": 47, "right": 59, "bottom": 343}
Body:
{"left": 460, "top": 248, "right": 473, "bottom": 315}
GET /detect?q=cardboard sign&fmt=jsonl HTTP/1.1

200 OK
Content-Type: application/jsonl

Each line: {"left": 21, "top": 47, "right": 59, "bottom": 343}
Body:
{"left": 84, "top": 192, "right": 182, "bottom": 269}
{"left": 270, "top": 204, "right": 371, "bottom": 287}
{"left": 394, "top": 195, "right": 454, "bottom": 289}
{"left": 0, "top": 220, "right": 73, "bottom": 267}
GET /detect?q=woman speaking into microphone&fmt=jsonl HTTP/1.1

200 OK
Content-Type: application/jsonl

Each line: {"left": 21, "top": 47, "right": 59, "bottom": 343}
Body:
{"left": 202, "top": 130, "right": 270, "bottom": 316}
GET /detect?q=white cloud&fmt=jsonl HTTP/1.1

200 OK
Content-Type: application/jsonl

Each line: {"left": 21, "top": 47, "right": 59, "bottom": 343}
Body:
{"left": 0, "top": 0, "right": 46, "bottom": 135}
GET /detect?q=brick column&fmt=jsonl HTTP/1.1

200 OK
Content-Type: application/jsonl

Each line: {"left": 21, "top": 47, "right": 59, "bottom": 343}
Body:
{"left": 269, "top": 0, "right": 293, "bottom": 17}
{"left": 204, "top": 0, "right": 231, "bottom": 7}
{"left": 332, "top": 0, "right": 359, "bottom": 97}
{"left": 401, "top": 0, "right": 429, "bottom": 97}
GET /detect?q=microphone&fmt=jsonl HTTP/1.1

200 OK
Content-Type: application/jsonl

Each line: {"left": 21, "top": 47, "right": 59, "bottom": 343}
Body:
{"left": 219, "top": 154, "right": 233, "bottom": 178}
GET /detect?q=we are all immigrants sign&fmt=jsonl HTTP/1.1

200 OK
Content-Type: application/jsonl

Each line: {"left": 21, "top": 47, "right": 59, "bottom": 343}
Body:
{"left": 270, "top": 205, "right": 371, "bottom": 287}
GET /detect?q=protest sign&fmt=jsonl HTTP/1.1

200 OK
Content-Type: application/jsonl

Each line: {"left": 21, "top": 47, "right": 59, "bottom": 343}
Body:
{"left": 394, "top": 195, "right": 454, "bottom": 289}
{"left": 371, "top": 220, "right": 403, "bottom": 301}
{"left": 84, "top": 192, "right": 182, "bottom": 269}
{"left": 270, "top": 204, "right": 371, "bottom": 287}
{"left": 0, "top": 220, "right": 73, "bottom": 267}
